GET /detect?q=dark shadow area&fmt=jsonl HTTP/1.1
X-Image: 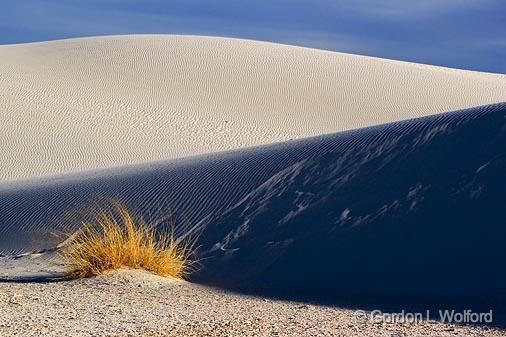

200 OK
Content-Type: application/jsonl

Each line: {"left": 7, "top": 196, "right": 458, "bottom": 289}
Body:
{"left": 0, "top": 273, "right": 68, "bottom": 283}
{"left": 192, "top": 103, "right": 506, "bottom": 329}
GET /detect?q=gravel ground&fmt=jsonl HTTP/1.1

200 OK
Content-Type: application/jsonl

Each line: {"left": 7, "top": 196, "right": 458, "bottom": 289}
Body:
{"left": 0, "top": 269, "right": 504, "bottom": 337}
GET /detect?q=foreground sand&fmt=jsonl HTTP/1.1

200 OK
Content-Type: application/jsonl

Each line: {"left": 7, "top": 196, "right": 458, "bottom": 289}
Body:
{"left": 0, "top": 270, "right": 503, "bottom": 337}
{"left": 1, "top": 35, "right": 506, "bottom": 181}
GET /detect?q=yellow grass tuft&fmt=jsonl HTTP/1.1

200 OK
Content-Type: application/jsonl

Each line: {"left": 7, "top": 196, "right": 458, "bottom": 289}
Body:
{"left": 59, "top": 202, "right": 196, "bottom": 279}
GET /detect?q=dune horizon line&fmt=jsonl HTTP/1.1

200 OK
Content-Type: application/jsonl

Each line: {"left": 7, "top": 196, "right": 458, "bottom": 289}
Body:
{"left": 2, "top": 34, "right": 505, "bottom": 76}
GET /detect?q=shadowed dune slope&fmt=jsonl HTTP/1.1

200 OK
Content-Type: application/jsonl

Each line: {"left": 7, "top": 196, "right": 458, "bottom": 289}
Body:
{"left": 1, "top": 103, "right": 505, "bottom": 300}
{"left": 196, "top": 103, "right": 506, "bottom": 299}
{"left": 1, "top": 35, "right": 506, "bottom": 181}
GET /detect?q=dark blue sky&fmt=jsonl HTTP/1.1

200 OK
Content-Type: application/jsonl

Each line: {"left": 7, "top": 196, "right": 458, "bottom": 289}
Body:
{"left": 1, "top": 0, "right": 505, "bottom": 73}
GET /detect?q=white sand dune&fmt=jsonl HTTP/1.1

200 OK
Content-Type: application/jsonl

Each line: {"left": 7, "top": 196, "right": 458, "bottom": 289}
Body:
{"left": 1, "top": 35, "right": 505, "bottom": 181}
{"left": 1, "top": 103, "right": 506, "bottom": 305}
{"left": 1, "top": 36, "right": 506, "bottom": 331}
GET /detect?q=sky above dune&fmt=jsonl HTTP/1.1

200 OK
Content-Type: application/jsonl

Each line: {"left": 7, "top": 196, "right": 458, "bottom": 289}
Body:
{"left": 0, "top": 0, "right": 504, "bottom": 73}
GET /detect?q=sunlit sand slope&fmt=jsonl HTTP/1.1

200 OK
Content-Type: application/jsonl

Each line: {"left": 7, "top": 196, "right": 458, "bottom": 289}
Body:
{"left": 1, "top": 35, "right": 505, "bottom": 180}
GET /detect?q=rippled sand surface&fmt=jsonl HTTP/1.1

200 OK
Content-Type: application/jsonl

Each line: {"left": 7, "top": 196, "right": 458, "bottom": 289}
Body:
{"left": 1, "top": 35, "right": 505, "bottom": 181}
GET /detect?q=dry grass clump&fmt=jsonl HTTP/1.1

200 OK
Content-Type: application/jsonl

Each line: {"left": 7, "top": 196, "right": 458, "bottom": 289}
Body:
{"left": 59, "top": 202, "right": 196, "bottom": 279}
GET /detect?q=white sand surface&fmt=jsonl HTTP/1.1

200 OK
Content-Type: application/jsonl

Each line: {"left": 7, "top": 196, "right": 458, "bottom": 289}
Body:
{"left": 1, "top": 35, "right": 505, "bottom": 181}
{"left": 1, "top": 269, "right": 504, "bottom": 337}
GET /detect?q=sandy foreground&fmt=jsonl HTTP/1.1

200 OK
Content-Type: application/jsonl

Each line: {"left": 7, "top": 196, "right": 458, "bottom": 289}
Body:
{"left": 0, "top": 270, "right": 503, "bottom": 337}
{"left": 1, "top": 35, "right": 506, "bottom": 181}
